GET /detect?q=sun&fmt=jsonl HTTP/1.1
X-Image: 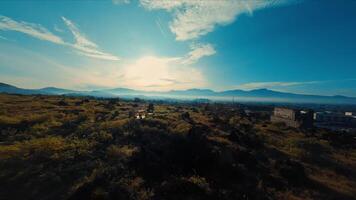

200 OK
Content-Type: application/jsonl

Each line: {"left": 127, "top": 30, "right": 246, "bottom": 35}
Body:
{"left": 120, "top": 55, "right": 205, "bottom": 91}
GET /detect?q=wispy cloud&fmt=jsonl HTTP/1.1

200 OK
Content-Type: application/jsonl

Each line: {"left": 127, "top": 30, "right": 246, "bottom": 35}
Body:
{"left": 160, "top": 78, "right": 188, "bottom": 85}
{"left": 155, "top": 17, "right": 166, "bottom": 37}
{"left": 0, "top": 35, "right": 9, "bottom": 41}
{"left": 0, "top": 15, "right": 119, "bottom": 61}
{"left": 140, "top": 0, "right": 295, "bottom": 41}
{"left": 0, "top": 15, "right": 64, "bottom": 44}
{"left": 181, "top": 43, "right": 216, "bottom": 65}
{"left": 61, "top": 17, "right": 119, "bottom": 61}
{"left": 236, "top": 81, "right": 320, "bottom": 90}
{"left": 54, "top": 24, "right": 64, "bottom": 33}
{"left": 62, "top": 17, "right": 97, "bottom": 48}
{"left": 237, "top": 79, "right": 356, "bottom": 90}
{"left": 112, "top": 0, "right": 130, "bottom": 5}
{"left": 0, "top": 43, "right": 124, "bottom": 89}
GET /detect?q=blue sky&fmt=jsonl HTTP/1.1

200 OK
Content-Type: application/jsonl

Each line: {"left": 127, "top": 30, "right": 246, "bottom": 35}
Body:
{"left": 0, "top": 0, "right": 356, "bottom": 96}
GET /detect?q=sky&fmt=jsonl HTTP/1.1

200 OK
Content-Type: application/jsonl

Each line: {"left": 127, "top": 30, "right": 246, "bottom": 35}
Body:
{"left": 0, "top": 0, "right": 356, "bottom": 97}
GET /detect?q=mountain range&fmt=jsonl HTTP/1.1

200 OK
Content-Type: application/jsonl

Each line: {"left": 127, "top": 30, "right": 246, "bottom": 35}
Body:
{"left": 1, "top": 82, "right": 355, "bottom": 104}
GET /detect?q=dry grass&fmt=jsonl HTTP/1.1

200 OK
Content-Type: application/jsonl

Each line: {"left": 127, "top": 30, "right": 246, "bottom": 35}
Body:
{"left": 0, "top": 93, "right": 355, "bottom": 200}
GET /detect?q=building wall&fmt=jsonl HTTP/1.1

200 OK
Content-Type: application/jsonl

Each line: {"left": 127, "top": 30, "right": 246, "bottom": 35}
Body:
{"left": 271, "top": 116, "right": 301, "bottom": 128}
{"left": 271, "top": 107, "right": 313, "bottom": 128}
{"left": 274, "top": 107, "right": 296, "bottom": 121}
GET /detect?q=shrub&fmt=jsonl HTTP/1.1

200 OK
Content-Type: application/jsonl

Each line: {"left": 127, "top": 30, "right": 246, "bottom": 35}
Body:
{"left": 275, "top": 159, "right": 307, "bottom": 186}
{"left": 147, "top": 103, "right": 154, "bottom": 112}
{"left": 185, "top": 175, "right": 211, "bottom": 193}
{"left": 89, "top": 131, "right": 113, "bottom": 143}
{"left": 0, "top": 136, "right": 94, "bottom": 160}
{"left": 0, "top": 115, "right": 22, "bottom": 127}
{"left": 107, "top": 145, "right": 139, "bottom": 160}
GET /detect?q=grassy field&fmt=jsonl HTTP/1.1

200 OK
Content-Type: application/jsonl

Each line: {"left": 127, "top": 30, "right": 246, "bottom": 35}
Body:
{"left": 0, "top": 93, "right": 355, "bottom": 200}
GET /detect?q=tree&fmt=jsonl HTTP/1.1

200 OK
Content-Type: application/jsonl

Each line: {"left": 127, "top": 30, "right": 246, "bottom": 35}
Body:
{"left": 147, "top": 103, "right": 154, "bottom": 113}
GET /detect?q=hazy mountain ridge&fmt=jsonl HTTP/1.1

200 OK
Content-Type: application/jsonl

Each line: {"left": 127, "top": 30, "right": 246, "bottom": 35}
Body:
{"left": 1, "top": 82, "right": 355, "bottom": 104}
{"left": 38, "top": 87, "right": 77, "bottom": 95}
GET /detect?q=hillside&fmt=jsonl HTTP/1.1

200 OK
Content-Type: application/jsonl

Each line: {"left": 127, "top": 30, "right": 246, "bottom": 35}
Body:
{"left": 0, "top": 93, "right": 355, "bottom": 200}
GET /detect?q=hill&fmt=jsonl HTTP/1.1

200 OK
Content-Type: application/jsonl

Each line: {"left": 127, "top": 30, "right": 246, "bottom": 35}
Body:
{"left": 1, "top": 82, "right": 356, "bottom": 104}
{"left": 38, "top": 87, "right": 77, "bottom": 94}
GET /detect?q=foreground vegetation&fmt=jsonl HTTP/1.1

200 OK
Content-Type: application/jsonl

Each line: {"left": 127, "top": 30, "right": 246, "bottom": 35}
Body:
{"left": 0, "top": 94, "right": 355, "bottom": 200}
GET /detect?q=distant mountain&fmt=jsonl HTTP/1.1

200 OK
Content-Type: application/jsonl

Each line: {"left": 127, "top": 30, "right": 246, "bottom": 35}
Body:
{"left": 103, "top": 88, "right": 139, "bottom": 95}
{"left": 38, "top": 87, "right": 77, "bottom": 95}
{"left": 218, "top": 88, "right": 300, "bottom": 97}
{"left": 0, "top": 83, "right": 13, "bottom": 87}
{"left": 166, "top": 89, "right": 216, "bottom": 96}
{"left": 0, "top": 82, "right": 42, "bottom": 95}
{"left": 1, "top": 82, "right": 355, "bottom": 104}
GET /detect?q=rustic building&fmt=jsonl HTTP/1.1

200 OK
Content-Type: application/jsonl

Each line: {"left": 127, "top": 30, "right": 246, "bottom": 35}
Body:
{"left": 271, "top": 107, "right": 314, "bottom": 128}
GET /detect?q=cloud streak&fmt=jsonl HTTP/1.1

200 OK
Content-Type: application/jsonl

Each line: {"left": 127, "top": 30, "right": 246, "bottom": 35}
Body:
{"left": 237, "top": 79, "right": 356, "bottom": 90}
{"left": 181, "top": 43, "right": 216, "bottom": 65}
{"left": 0, "top": 15, "right": 64, "bottom": 44}
{"left": 0, "top": 15, "right": 119, "bottom": 61}
{"left": 155, "top": 17, "right": 166, "bottom": 37}
{"left": 140, "top": 0, "right": 294, "bottom": 41}
{"left": 62, "top": 17, "right": 119, "bottom": 61}
{"left": 236, "top": 81, "right": 320, "bottom": 90}
{"left": 0, "top": 35, "right": 10, "bottom": 41}
{"left": 112, "top": 0, "right": 130, "bottom": 5}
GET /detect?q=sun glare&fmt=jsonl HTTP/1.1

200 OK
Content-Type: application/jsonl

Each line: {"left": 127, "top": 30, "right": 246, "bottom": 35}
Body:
{"left": 121, "top": 55, "right": 205, "bottom": 91}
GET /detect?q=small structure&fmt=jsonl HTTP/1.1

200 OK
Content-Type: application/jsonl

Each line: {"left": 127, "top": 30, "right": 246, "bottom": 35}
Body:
{"left": 135, "top": 109, "right": 146, "bottom": 119}
{"left": 271, "top": 107, "right": 314, "bottom": 128}
{"left": 314, "top": 111, "right": 356, "bottom": 127}
{"left": 345, "top": 112, "right": 353, "bottom": 116}
{"left": 132, "top": 104, "right": 156, "bottom": 120}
